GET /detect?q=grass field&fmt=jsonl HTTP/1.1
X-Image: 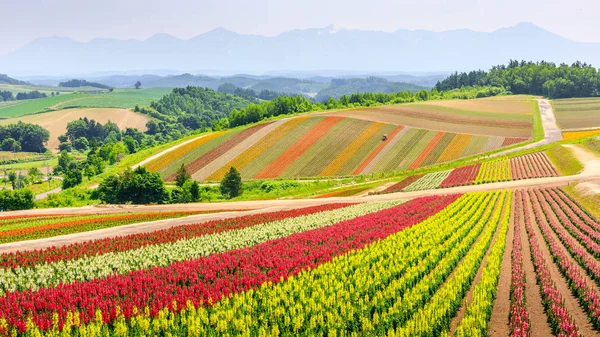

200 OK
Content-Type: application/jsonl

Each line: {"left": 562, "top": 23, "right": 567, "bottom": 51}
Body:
{"left": 545, "top": 144, "right": 584, "bottom": 175}
{"left": 553, "top": 97, "right": 600, "bottom": 130}
{"left": 0, "top": 84, "right": 89, "bottom": 96}
{"left": 0, "top": 151, "right": 53, "bottom": 163}
{"left": 0, "top": 108, "right": 150, "bottom": 151}
{"left": 146, "top": 115, "right": 526, "bottom": 181}
{"left": 0, "top": 88, "right": 170, "bottom": 118}
{"left": 317, "top": 97, "right": 535, "bottom": 138}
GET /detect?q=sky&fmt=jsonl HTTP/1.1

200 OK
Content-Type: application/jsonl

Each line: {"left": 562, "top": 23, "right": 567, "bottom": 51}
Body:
{"left": 0, "top": 0, "right": 597, "bottom": 55}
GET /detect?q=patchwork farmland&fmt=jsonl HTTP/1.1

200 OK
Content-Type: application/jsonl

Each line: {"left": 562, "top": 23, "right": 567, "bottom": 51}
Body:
{"left": 380, "top": 152, "right": 559, "bottom": 193}
{"left": 553, "top": 97, "right": 600, "bottom": 131}
{"left": 318, "top": 97, "right": 536, "bottom": 138}
{"left": 146, "top": 116, "right": 528, "bottom": 181}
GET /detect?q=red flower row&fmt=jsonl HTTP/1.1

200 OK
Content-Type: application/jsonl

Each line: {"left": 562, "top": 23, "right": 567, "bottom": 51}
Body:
{"left": 0, "top": 211, "right": 220, "bottom": 244}
{"left": 0, "top": 204, "right": 354, "bottom": 269}
{"left": 0, "top": 195, "right": 458, "bottom": 332}
{"left": 440, "top": 164, "right": 480, "bottom": 188}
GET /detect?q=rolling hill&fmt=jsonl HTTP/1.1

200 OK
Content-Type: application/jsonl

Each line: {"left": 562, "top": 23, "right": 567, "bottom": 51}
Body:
{"left": 145, "top": 115, "right": 527, "bottom": 181}
{"left": 0, "top": 74, "right": 29, "bottom": 85}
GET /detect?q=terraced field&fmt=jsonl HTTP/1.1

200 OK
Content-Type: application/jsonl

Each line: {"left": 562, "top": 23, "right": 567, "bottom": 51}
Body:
{"left": 318, "top": 97, "right": 535, "bottom": 137}
{"left": 146, "top": 116, "right": 527, "bottom": 181}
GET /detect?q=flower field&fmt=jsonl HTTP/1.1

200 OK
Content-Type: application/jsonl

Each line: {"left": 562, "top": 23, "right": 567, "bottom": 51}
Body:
{"left": 379, "top": 152, "right": 559, "bottom": 194}
{"left": 0, "top": 211, "right": 216, "bottom": 244}
{"left": 4, "top": 186, "right": 600, "bottom": 335}
{"left": 145, "top": 116, "right": 526, "bottom": 181}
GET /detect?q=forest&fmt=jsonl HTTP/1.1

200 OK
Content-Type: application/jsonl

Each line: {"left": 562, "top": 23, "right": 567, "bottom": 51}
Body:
{"left": 0, "top": 122, "right": 50, "bottom": 152}
{"left": 59, "top": 79, "right": 112, "bottom": 90}
{"left": 435, "top": 60, "right": 600, "bottom": 98}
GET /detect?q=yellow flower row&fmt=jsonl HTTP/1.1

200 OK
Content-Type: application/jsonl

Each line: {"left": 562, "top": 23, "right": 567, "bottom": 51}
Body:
{"left": 562, "top": 129, "right": 600, "bottom": 141}
{"left": 318, "top": 122, "right": 385, "bottom": 176}
{"left": 453, "top": 192, "right": 511, "bottom": 336}
{"left": 436, "top": 134, "right": 472, "bottom": 163}
{"left": 145, "top": 132, "right": 224, "bottom": 173}
{"left": 206, "top": 118, "right": 307, "bottom": 181}
{"left": 474, "top": 159, "right": 511, "bottom": 184}
{"left": 392, "top": 191, "right": 509, "bottom": 336}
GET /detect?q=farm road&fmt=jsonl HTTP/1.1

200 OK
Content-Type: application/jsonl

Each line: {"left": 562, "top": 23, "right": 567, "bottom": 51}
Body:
{"left": 490, "top": 99, "right": 562, "bottom": 157}
{"left": 3, "top": 161, "right": 600, "bottom": 252}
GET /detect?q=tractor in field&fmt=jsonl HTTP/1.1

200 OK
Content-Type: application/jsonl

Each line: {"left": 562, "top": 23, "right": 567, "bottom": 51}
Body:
{"left": 382, "top": 134, "right": 388, "bottom": 141}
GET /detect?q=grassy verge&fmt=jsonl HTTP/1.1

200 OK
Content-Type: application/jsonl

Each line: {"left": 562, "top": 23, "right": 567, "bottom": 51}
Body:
{"left": 532, "top": 100, "right": 544, "bottom": 141}
{"left": 28, "top": 179, "right": 62, "bottom": 195}
{"left": 563, "top": 183, "right": 600, "bottom": 219}
{"left": 545, "top": 145, "right": 584, "bottom": 176}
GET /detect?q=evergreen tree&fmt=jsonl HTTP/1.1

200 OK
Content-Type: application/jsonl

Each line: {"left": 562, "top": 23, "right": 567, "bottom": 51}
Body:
{"left": 175, "top": 164, "right": 191, "bottom": 187}
{"left": 220, "top": 167, "right": 242, "bottom": 199}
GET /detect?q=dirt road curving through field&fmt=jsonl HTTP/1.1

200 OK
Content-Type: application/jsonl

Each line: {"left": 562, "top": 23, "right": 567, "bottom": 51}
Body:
{"left": 490, "top": 99, "right": 563, "bottom": 158}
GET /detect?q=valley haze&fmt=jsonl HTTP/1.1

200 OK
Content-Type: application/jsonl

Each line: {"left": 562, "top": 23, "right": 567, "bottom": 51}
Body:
{"left": 3, "top": 23, "right": 599, "bottom": 76}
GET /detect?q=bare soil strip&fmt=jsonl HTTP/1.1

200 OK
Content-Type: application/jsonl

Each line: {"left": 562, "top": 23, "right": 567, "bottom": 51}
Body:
{"left": 191, "top": 119, "right": 286, "bottom": 180}
{"left": 524, "top": 191, "right": 597, "bottom": 335}
{"left": 518, "top": 194, "right": 554, "bottom": 337}
{"left": 491, "top": 99, "right": 563, "bottom": 158}
{"left": 488, "top": 193, "right": 515, "bottom": 337}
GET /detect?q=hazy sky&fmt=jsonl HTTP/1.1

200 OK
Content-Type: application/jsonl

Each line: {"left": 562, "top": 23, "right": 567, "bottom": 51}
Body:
{"left": 0, "top": 0, "right": 596, "bottom": 55}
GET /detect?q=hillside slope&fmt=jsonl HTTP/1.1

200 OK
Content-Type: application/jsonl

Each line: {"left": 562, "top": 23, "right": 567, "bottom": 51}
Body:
{"left": 145, "top": 115, "right": 527, "bottom": 181}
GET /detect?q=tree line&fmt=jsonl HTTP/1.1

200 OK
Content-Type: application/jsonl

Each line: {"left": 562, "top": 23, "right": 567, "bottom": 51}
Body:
{"left": 435, "top": 60, "right": 600, "bottom": 98}
{"left": 59, "top": 79, "right": 112, "bottom": 90}
{"left": 217, "top": 83, "right": 284, "bottom": 101}
{"left": 0, "top": 122, "right": 50, "bottom": 153}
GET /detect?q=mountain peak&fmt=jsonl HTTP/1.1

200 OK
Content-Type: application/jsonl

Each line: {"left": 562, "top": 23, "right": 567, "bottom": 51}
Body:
{"left": 146, "top": 33, "right": 180, "bottom": 41}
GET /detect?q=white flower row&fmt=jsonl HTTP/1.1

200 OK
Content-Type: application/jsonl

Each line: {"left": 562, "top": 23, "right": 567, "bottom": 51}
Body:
{"left": 0, "top": 201, "right": 401, "bottom": 293}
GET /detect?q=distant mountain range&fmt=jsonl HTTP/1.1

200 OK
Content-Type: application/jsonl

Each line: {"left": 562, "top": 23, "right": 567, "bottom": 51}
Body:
{"left": 2, "top": 22, "right": 600, "bottom": 76}
{"left": 16, "top": 74, "right": 432, "bottom": 101}
{"left": 0, "top": 74, "right": 30, "bottom": 85}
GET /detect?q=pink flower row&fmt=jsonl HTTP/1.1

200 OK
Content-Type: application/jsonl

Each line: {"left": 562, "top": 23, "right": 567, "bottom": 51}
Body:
{"left": 509, "top": 198, "right": 530, "bottom": 337}
{"left": 518, "top": 190, "right": 579, "bottom": 336}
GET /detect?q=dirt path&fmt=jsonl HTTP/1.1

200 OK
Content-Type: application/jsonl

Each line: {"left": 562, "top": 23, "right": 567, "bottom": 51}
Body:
{"left": 564, "top": 144, "right": 600, "bottom": 175}
{"left": 5, "top": 134, "right": 600, "bottom": 251}
{"left": 5, "top": 172, "right": 600, "bottom": 220}
{"left": 34, "top": 187, "right": 61, "bottom": 200}
{"left": 0, "top": 205, "right": 318, "bottom": 253}
{"left": 488, "top": 194, "right": 515, "bottom": 336}
{"left": 490, "top": 99, "right": 563, "bottom": 158}
{"left": 518, "top": 197, "right": 554, "bottom": 336}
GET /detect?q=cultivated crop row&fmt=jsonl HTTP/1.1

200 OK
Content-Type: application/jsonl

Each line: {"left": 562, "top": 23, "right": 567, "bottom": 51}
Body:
{"left": 8, "top": 186, "right": 598, "bottom": 335}
{"left": 379, "top": 152, "right": 558, "bottom": 194}
{"left": 0, "top": 211, "right": 209, "bottom": 244}
{"left": 146, "top": 115, "right": 525, "bottom": 180}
